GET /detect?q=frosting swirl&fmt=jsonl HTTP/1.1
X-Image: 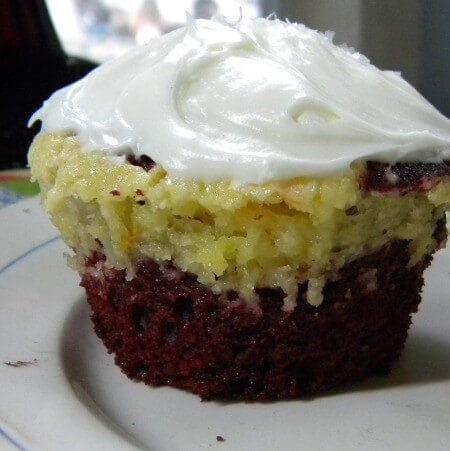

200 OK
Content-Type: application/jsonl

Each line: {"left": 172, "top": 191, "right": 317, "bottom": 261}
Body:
{"left": 30, "top": 17, "right": 450, "bottom": 183}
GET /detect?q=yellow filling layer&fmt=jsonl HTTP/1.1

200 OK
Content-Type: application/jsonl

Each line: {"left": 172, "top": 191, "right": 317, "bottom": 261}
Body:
{"left": 29, "top": 133, "right": 450, "bottom": 309}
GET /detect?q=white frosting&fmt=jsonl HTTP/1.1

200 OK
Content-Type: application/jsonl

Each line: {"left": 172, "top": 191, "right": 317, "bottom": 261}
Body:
{"left": 30, "top": 17, "right": 450, "bottom": 183}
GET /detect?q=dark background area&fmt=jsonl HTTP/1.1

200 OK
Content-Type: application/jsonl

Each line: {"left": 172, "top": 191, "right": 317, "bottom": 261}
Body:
{"left": 0, "top": 0, "right": 449, "bottom": 170}
{"left": 0, "top": 0, "right": 95, "bottom": 170}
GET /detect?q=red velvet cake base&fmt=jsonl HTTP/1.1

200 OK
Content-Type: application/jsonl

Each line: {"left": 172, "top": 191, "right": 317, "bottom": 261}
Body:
{"left": 81, "top": 237, "right": 440, "bottom": 400}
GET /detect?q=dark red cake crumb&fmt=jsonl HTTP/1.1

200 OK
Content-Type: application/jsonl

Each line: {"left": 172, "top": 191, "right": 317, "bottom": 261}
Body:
{"left": 126, "top": 154, "right": 156, "bottom": 172}
{"left": 363, "top": 161, "right": 450, "bottom": 194}
{"left": 81, "top": 220, "right": 446, "bottom": 401}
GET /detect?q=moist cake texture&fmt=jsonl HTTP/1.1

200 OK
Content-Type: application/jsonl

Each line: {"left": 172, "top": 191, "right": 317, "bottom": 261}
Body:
{"left": 28, "top": 17, "right": 450, "bottom": 399}
{"left": 81, "top": 227, "right": 444, "bottom": 400}
{"left": 28, "top": 133, "right": 450, "bottom": 309}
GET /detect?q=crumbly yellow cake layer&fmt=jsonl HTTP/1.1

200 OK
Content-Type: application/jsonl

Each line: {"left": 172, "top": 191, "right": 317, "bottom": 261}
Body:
{"left": 29, "top": 133, "right": 450, "bottom": 310}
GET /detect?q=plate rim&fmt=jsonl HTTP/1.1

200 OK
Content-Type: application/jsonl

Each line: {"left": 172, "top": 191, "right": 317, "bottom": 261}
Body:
{"left": 1, "top": 198, "right": 449, "bottom": 451}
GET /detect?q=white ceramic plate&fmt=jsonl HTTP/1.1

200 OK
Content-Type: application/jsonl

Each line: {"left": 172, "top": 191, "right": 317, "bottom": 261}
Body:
{"left": 1, "top": 197, "right": 450, "bottom": 451}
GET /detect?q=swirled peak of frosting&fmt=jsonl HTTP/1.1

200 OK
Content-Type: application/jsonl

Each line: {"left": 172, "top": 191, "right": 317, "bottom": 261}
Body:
{"left": 30, "top": 17, "right": 450, "bottom": 183}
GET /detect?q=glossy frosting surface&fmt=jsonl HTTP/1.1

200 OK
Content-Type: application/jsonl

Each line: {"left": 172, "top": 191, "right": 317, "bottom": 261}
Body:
{"left": 31, "top": 17, "right": 450, "bottom": 183}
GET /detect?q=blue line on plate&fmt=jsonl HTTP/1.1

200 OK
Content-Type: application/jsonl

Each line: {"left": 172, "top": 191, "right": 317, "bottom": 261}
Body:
{"left": 0, "top": 235, "right": 61, "bottom": 277}
{"left": 0, "top": 425, "right": 28, "bottom": 451}
{"left": 0, "top": 234, "right": 61, "bottom": 450}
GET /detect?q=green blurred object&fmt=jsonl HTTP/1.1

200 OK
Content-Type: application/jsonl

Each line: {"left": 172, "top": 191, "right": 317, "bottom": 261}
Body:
{"left": 0, "top": 179, "right": 40, "bottom": 197}
{"left": 0, "top": 170, "right": 40, "bottom": 205}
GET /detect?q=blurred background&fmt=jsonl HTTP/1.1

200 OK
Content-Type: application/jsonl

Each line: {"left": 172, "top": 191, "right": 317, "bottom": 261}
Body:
{"left": 0, "top": 0, "right": 449, "bottom": 171}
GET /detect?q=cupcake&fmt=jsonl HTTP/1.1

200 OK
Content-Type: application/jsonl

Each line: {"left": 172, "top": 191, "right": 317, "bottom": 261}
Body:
{"left": 28, "top": 18, "right": 450, "bottom": 400}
